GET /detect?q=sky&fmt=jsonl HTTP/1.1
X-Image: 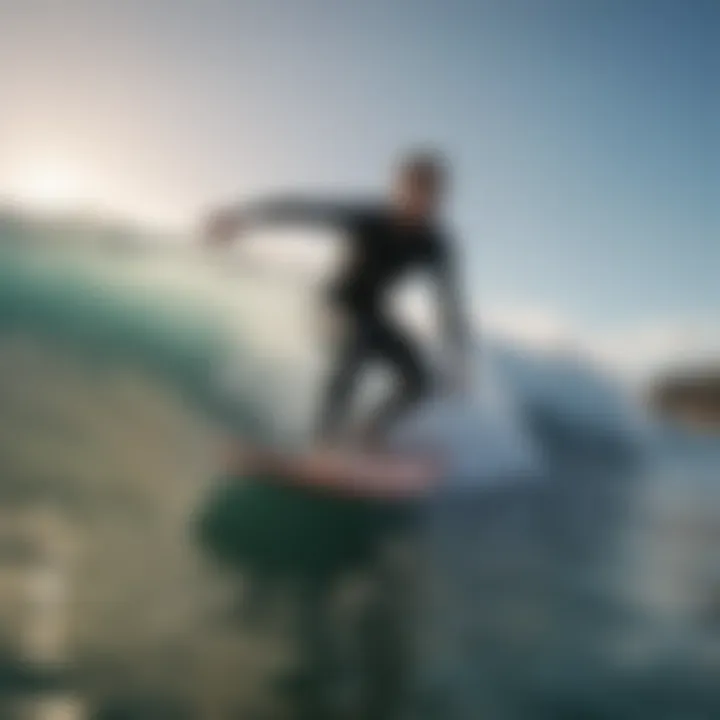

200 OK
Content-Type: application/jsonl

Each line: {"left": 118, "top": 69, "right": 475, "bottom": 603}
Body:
{"left": 0, "top": 0, "right": 717, "bottom": 378}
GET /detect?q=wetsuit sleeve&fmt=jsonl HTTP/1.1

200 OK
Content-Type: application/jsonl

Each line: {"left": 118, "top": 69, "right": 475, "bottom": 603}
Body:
{"left": 231, "top": 196, "right": 368, "bottom": 233}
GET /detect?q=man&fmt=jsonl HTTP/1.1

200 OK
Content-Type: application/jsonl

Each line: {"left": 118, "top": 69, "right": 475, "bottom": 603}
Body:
{"left": 205, "top": 149, "right": 470, "bottom": 444}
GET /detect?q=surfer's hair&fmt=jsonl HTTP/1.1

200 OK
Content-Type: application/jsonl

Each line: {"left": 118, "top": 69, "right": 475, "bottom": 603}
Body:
{"left": 396, "top": 148, "right": 449, "bottom": 192}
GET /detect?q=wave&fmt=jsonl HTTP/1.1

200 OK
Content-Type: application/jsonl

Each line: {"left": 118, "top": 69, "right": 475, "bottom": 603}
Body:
{"left": 0, "top": 209, "right": 650, "bottom": 480}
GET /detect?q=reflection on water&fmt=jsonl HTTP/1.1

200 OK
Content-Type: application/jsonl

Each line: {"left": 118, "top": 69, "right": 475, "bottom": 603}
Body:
{"left": 0, "top": 506, "right": 83, "bottom": 719}
{"left": 4, "top": 428, "right": 718, "bottom": 719}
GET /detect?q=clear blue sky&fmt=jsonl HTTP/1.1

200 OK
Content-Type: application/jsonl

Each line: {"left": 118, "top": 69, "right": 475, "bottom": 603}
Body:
{"left": 0, "top": 0, "right": 717, "bottom": 363}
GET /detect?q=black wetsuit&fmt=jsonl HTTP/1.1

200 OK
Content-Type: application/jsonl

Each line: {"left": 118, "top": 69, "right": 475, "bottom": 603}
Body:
{"left": 239, "top": 198, "right": 467, "bottom": 440}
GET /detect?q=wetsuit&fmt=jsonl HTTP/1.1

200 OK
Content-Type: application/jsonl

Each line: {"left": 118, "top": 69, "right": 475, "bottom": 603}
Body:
{"left": 236, "top": 197, "right": 467, "bottom": 440}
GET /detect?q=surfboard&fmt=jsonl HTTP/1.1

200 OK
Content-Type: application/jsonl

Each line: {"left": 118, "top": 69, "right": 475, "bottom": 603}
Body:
{"left": 195, "top": 442, "right": 435, "bottom": 580}
{"left": 225, "top": 442, "right": 441, "bottom": 500}
{"left": 196, "top": 472, "right": 425, "bottom": 581}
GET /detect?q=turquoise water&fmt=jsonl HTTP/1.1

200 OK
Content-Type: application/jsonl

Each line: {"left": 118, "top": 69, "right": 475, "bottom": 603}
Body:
{"left": 0, "top": 214, "right": 282, "bottom": 440}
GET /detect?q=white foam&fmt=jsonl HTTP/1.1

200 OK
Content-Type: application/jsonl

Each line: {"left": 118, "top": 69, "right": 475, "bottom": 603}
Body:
{"left": 391, "top": 359, "right": 543, "bottom": 488}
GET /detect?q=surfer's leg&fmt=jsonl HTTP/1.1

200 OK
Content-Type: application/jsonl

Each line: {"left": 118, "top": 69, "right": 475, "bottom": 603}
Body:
{"left": 361, "top": 320, "right": 429, "bottom": 441}
{"left": 316, "top": 320, "right": 370, "bottom": 442}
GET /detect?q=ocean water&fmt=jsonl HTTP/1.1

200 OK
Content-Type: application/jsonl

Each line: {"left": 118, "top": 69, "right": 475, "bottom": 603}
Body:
{"left": 0, "top": 210, "right": 718, "bottom": 719}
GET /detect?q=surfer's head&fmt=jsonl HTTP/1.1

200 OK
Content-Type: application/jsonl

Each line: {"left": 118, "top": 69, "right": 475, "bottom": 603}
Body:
{"left": 392, "top": 149, "right": 449, "bottom": 223}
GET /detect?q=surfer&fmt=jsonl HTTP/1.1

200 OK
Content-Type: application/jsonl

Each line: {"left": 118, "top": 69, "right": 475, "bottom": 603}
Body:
{"left": 204, "top": 149, "right": 470, "bottom": 444}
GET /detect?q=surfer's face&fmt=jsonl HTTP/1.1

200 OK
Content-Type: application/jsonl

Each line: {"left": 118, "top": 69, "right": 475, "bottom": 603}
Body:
{"left": 393, "top": 158, "right": 446, "bottom": 223}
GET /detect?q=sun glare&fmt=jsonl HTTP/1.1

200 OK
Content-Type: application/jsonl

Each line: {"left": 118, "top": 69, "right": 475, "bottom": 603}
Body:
{"left": 10, "top": 162, "right": 87, "bottom": 212}
{"left": 1, "top": 156, "right": 179, "bottom": 227}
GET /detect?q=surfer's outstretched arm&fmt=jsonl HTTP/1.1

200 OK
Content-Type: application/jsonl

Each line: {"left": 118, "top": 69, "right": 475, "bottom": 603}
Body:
{"left": 204, "top": 196, "right": 368, "bottom": 244}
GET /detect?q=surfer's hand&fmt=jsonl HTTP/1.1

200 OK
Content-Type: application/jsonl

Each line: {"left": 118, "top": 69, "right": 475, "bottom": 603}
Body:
{"left": 202, "top": 207, "right": 243, "bottom": 246}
